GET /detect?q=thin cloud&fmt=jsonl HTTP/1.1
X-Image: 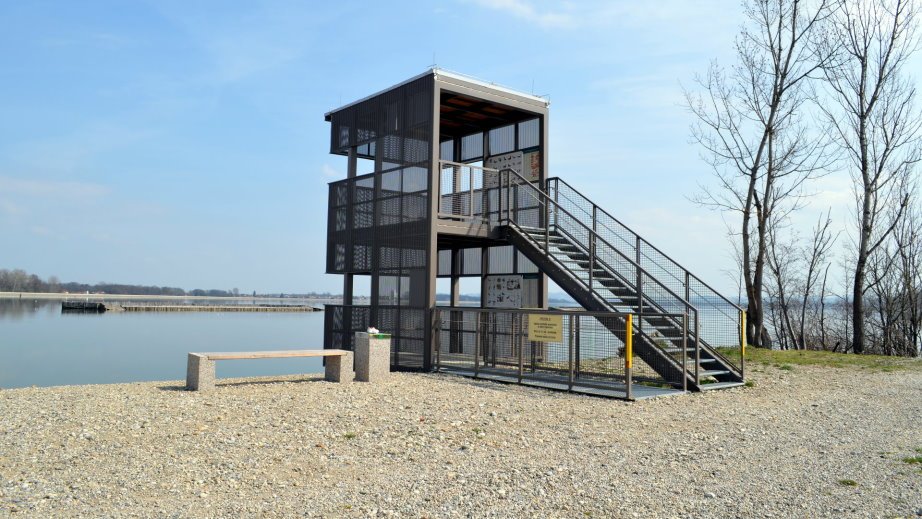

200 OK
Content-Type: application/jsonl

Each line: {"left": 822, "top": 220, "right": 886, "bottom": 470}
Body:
{"left": 0, "top": 176, "right": 110, "bottom": 199}
{"left": 465, "top": 0, "right": 576, "bottom": 29}
{"left": 464, "top": 0, "right": 736, "bottom": 32}
{"left": 320, "top": 164, "right": 342, "bottom": 180}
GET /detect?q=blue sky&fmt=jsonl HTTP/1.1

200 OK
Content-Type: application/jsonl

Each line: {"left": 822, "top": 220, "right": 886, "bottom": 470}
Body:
{"left": 0, "top": 1, "right": 855, "bottom": 295}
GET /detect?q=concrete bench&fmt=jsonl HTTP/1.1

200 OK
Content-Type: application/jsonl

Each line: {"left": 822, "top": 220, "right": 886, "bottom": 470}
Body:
{"left": 186, "top": 349, "right": 353, "bottom": 391}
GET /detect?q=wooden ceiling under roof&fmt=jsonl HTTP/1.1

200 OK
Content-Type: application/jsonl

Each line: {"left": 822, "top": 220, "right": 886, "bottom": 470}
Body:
{"left": 439, "top": 92, "right": 536, "bottom": 140}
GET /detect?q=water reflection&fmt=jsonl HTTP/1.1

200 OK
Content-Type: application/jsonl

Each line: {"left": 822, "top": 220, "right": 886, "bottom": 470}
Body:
{"left": 0, "top": 297, "right": 327, "bottom": 389}
{"left": 0, "top": 298, "right": 60, "bottom": 320}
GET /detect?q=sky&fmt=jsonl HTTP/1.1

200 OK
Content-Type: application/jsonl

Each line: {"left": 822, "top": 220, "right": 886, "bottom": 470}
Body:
{"left": 0, "top": 0, "right": 867, "bottom": 296}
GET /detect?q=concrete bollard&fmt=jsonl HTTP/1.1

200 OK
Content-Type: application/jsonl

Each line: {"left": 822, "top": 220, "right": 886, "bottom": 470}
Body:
{"left": 325, "top": 351, "right": 354, "bottom": 383}
{"left": 354, "top": 332, "right": 391, "bottom": 382}
{"left": 187, "top": 353, "right": 215, "bottom": 391}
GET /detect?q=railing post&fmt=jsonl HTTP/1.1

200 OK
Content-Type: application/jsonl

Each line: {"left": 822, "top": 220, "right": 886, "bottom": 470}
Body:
{"left": 474, "top": 311, "right": 480, "bottom": 378}
{"left": 469, "top": 167, "right": 474, "bottom": 219}
{"left": 682, "top": 311, "right": 688, "bottom": 392}
{"left": 635, "top": 235, "right": 643, "bottom": 334}
{"left": 544, "top": 199, "right": 549, "bottom": 253}
{"left": 498, "top": 170, "right": 504, "bottom": 223}
{"left": 435, "top": 308, "right": 441, "bottom": 372}
{"left": 684, "top": 271, "right": 692, "bottom": 385}
{"left": 575, "top": 316, "right": 581, "bottom": 378}
{"left": 509, "top": 180, "right": 519, "bottom": 224}
{"left": 568, "top": 314, "right": 575, "bottom": 391}
{"left": 626, "top": 313, "right": 633, "bottom": 400}
{"left": 589, "top": 208, "right": 595, "bottom": 292}
{"left": 517, "top": 313, "right": 524, "bottom": 384}
{"left": 740, "top": 309, "right": 747, "bottom": 381}
{"left": 694, "top": 309, "right": 700, "bottom": 386}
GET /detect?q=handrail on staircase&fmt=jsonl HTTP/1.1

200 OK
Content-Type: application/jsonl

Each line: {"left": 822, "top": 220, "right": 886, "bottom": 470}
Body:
{"left": 548, "top": 176, "right": 744, "bottom": 313}
{"left": 497, "top": 167, "right": 707, "bottom": 385}
{"left": 546, "top": 175, "right": 744, "bottom": 378}
{"left": 498, "top": 168, "right": 697, "bottom": 313}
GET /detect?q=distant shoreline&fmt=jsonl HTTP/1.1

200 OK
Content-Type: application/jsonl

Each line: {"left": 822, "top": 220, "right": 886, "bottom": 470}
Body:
{"left": 0, "top": 292, "right": 358, "bottom": 302}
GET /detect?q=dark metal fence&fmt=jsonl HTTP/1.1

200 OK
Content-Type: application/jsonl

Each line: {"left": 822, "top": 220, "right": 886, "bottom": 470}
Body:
{"left": 549, "top": 177, "right": 745, "bottom": 375}
{"left": 435, "top": 307, "right": 682, "bottom": 400}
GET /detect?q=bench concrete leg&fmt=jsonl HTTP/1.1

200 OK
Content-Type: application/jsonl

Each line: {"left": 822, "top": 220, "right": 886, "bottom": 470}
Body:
{"left": 355, "top": 333, "right": 391, "bottom": 383}
{"left": 324, "top": 352, "right": 354, "bottom": 383}
{"left": 187, "top": 353, "right": 215, "bottom": 391}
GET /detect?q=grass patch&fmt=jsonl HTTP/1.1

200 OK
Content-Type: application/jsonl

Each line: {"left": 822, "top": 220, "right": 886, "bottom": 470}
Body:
{"left": 902, "top": 456, "right": 922, "bottom": 465}
{"left": 728, "top": 347, "right": 922, "bottom": 372}
{"left": 778, "top": 364, "right": 794, "bottom": 371}
{"left": 342, "top": 432, "right": 357, "bottom": 440}
{"left": 744, "top": 380, "right": 755, "bottom": 388}
{"left": 837, "top": 479, "right": 858, "bottom": 487}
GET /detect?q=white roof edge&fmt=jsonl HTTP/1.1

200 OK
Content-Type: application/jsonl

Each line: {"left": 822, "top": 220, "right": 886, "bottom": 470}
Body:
{"left": 434, "top": 68, "right": 550, "bottom": 107}
{"left": 324, "top": 67, "right": 549, "bottom": 119}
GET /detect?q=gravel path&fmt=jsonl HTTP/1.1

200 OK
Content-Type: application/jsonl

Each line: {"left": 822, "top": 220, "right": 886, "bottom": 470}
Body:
{"left": 1, "top": 363, "right": 920, "bottom": 518}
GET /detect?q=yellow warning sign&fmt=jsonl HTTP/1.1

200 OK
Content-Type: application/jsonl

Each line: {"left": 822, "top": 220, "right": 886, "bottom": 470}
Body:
{"left": 528, "top": 314, "right": 563, "bottom": 342}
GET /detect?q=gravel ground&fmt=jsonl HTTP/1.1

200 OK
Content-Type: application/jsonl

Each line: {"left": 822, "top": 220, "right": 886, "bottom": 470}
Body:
{"left": 1, "top": 363, "right": 920, "bottom": 518}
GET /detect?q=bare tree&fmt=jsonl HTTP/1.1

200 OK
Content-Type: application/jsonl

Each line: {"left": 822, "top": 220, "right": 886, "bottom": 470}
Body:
{"left": 821, "top": 0, "right": 921, "bottom": 353}
{"left": 686, "top": 0, "right": 834, "bottom": 347}
{"left": 766, "top": 210, "right": 837, "bottom": 349}
{"left": 866, "top": 200, "right": 922, "bottom": 355}
{"left": 766, "top": 224, "right": 799, "bottom": 349}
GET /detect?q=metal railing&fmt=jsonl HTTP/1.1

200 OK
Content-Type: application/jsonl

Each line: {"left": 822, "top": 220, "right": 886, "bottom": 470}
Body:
{"left": 324, "top": 304, "right": 371, "bottom": 352}
{"left": 548, "top": 177, "right": 744, "bottom": 376}
{"left": 497, "top": 168, "right": 704, "bottom": 386}
{"left": 432, "top": 163, "right": 745, "bottom": 385}
{"left": 438, "top": 160, "right": 498, "bottom": 221}
{"left": 435, "top": 307, "right": 682, "bottom": 400}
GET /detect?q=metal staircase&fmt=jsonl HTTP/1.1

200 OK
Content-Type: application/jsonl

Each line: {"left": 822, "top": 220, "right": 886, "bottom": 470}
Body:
{"left": 496, "top": 168, "right": 745, "bottom": 391}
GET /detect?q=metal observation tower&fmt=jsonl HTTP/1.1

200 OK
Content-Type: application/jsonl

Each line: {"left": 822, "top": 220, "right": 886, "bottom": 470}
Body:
{"left": 323, "top": 69, "right": 745, "bottom": 399}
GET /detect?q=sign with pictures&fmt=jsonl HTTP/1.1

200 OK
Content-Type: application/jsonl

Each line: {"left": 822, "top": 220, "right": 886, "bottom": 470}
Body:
{"left": 485, "top": 275, "right": 523, "bottom": 308}
{"left": 484, "top": 151, "right": 541, "bottom": 187}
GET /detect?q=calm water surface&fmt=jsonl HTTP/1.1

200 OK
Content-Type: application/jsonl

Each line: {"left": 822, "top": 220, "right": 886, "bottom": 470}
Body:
{"left": 0, "top": 298, "right": 325, "bottom": 389}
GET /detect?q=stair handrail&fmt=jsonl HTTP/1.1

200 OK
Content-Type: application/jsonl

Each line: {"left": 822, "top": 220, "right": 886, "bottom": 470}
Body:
{"left": 498, "top": 168, "right": 698, "bottom": 314}
{"left": 548, "top": 176, "right": 744, "bottom": 377}
{"left": 498, "top": 168, "right": 752, "bottom": 385}
{"left": 548, "top": 176, "right": 744, "bottom": 313}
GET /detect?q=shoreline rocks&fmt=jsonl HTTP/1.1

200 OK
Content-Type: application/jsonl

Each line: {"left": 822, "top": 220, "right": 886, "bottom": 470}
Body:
{"left": 1, "top": 365, "right": 920, "bottom": 517}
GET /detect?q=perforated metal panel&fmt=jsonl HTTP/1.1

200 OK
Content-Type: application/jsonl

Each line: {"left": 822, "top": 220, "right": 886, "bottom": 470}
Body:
{"left": 325, "top": 75, "right": 435, "bottom": 369}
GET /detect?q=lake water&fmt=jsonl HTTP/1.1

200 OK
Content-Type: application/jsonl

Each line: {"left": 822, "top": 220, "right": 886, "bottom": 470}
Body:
{"left": 0, "top": 298, "right": 326, "bottom": 389}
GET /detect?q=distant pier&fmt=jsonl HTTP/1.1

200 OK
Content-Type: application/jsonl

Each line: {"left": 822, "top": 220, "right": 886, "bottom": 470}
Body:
{"left": 61, "top": 302, "right": 322, "bottom": 313}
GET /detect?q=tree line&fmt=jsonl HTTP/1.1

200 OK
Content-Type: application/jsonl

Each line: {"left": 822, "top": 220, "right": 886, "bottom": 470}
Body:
{"left": 0, "top": 268, "right": 237, "bottom": 298}
{"left": 687, "top": 0, "right": 921, "bottom": 356}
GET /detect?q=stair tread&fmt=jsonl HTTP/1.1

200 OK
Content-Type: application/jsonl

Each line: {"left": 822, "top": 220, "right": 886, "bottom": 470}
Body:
{"left": 698, "top": 381, "right": 745, "bottom": 391}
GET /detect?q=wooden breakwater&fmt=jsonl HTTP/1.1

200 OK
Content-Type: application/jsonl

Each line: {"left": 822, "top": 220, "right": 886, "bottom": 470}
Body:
{"left": 108, "top": 303, "right": 322, "bottom": 313}
{"left": 61, "top": 301, "right": 106, "bottom": 313}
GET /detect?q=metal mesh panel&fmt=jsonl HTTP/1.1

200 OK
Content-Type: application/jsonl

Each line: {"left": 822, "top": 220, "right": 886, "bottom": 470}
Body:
{"left": 440, "top": 140, "right": 454, "bottom": 162}
{"left": 438, "top": 250, "right": 451, "bottom": 277}
{"left": 460, "top": 133, "right": 483, "bottom": 161}
{"left": 488, "top": 245, "right": 515, "bottom": 274}
{"left": 438, "top": 162, "right": 491, "bottom": 220}
{"left": 518, "top": 118, "right": 540, "bottom": 149}
{"left": 324, "top": 305, "right": 371, "bottom": 351}
{"left": 488, "top": 124, "right": 515, "bottom": 155}
{"left": 545, "top": 177, "right": 744, "bottom": 377}
{"left": 325, "top": 75, "right": 435, "bottom": 370}
{"left": 435, "top": 308, "right": 674, "bottom": 399}
{"left": 461, "top": 248, "right": 481, "bottom": 276}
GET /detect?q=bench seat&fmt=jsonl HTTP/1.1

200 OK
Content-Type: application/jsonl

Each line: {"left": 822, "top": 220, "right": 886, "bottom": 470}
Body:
{"left": 186, "top": 349, "right": 353, "bottom": 390}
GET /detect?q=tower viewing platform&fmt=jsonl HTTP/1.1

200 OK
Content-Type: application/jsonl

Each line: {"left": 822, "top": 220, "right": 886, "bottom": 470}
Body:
{"left": 323, "top": 69, "right": 745, "bottom": 399}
